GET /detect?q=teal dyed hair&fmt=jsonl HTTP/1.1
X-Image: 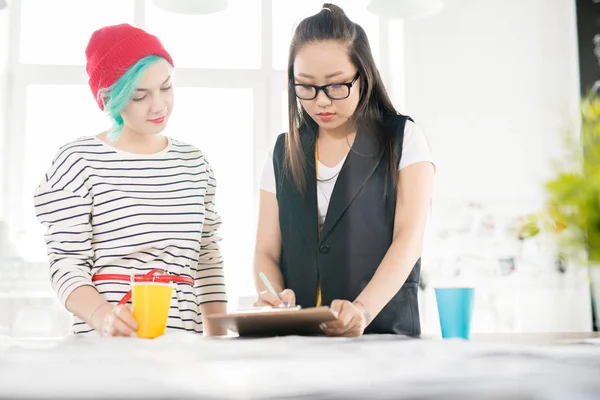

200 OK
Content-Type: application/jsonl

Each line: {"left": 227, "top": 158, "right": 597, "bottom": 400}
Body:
{"left": 98, "top": 55, "right": 168, "bottom": 142}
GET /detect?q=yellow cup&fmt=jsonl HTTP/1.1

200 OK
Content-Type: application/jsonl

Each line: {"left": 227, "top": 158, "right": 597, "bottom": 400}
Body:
{"left": 131, "top": 275, "right": 173, "bottom": 339}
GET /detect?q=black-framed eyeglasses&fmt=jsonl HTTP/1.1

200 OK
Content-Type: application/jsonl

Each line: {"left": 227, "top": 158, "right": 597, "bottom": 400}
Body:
{"left": 292, "top": 72, "right": 360, "bottom": 100}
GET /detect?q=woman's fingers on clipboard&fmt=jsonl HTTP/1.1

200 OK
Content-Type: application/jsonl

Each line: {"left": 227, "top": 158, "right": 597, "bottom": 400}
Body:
{"left": 254, "top": 289, "right": 296, "bottom": 308}
{"left": 320, "top": 300, "right": 365, "bottom": 337}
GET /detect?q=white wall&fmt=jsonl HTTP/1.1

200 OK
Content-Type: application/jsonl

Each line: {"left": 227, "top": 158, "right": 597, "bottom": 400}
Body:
{"left": 402, "top": 0, "right": 580, "bottom": 210}
{"left": 391, "top": 0, "right": 590, "bottom": 333}
{"left": 0, "top": 6, "right": 9, "bottom": 223}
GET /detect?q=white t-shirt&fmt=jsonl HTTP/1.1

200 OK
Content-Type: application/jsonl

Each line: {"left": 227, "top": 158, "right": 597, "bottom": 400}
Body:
{"left": 260, "top": 120, "right": 435, "bottom": 228}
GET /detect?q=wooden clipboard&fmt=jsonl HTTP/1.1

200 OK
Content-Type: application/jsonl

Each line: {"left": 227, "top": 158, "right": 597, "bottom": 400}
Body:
{"left": 206, "top": 306, "right": 338, "bottom": 337}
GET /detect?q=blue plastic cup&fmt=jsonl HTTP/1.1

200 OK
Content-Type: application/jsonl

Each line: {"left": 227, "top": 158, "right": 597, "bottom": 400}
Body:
{"left": 434, "top": 287, "right": 475, "bottom": 339}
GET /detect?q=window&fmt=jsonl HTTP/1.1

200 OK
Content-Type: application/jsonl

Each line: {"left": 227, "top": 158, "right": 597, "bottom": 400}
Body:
{"left": 281, "top": 89, "right": 288, "bottom": 134}
{"left": 21, "top": 84, "right": 111, "bottom": 260}
{"left": 19, "top": 0, "right": 134, "bottom": 65}
{"left": 164, "top": 88, "right": 255, "bottom": 296}
{"left": 271, "top": 0, "right": 381, "bottom": 70}
{"left": 4, "top": 0, "right": 386, "bottom": 336}
{"left": 145, "top": 0, "right": 262, "bottom": 69}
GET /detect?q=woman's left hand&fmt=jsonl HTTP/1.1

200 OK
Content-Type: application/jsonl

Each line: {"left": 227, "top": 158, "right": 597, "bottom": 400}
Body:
{"left": 320, "top": 300, "right": 369, "bottom": 337}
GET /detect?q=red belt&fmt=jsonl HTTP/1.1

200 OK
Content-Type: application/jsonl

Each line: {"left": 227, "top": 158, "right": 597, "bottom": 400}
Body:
{"left": 92, "top": 268, "right": 194, "bottom": 305}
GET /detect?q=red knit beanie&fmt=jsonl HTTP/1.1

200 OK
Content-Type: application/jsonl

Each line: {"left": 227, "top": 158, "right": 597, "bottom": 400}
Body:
{"left": 85, "top": 23, "right": 174, "bottom": 109}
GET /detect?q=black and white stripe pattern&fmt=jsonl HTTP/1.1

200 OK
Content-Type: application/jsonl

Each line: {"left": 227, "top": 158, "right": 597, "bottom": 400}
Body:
{"left": 34, "top": 136, "right": 227, "bottom": 335}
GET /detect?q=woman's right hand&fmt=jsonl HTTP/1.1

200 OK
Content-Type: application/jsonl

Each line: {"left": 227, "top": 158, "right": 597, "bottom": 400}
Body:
{"left": 92, "top": 303, "right": 139, "bottom": 337}
{"left": 254, "top": 289, "right": 296, "bottom": 308}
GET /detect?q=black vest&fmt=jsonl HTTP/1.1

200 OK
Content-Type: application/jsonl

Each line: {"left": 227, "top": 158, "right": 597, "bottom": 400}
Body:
{"left": 273, "top": 113, "right": 421, "bottom": 336}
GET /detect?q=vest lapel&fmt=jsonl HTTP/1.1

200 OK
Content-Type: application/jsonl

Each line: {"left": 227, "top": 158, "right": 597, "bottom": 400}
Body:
{"left": 287, "top": 128, "right": 319, "bottom": 248}
{"left": 320, "top": 121, "right": 385, "bottom": 242}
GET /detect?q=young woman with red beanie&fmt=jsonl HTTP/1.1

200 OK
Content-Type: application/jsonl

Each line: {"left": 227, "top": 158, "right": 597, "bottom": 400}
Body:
{"left": 34, "top": 24, "right": 228, "bottom": 337}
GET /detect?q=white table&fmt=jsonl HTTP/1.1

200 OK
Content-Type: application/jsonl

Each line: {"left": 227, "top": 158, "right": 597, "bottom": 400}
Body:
{"left": 1, "top": 333, "right": 599, "bottom": 399}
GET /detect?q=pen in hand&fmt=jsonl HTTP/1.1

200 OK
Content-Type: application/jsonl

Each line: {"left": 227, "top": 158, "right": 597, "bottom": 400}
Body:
{"left": 259, "top": 272, "right": 290, "bottom": 308}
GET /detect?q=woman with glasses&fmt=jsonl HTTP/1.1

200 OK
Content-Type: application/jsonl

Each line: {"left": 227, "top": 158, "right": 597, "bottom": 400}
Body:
{"left": 253, "top": 3, "right": 435, "bottom": 336}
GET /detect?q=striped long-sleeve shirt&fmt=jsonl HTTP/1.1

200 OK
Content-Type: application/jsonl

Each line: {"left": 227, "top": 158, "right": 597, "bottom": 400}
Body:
{"left": 34, "top": 136, "right": 227, "bottom": 335}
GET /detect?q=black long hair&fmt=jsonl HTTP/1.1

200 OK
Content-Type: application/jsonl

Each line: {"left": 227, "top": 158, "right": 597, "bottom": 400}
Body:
{"left": 284, "top": 3, "right": 399, "bottom": 194}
